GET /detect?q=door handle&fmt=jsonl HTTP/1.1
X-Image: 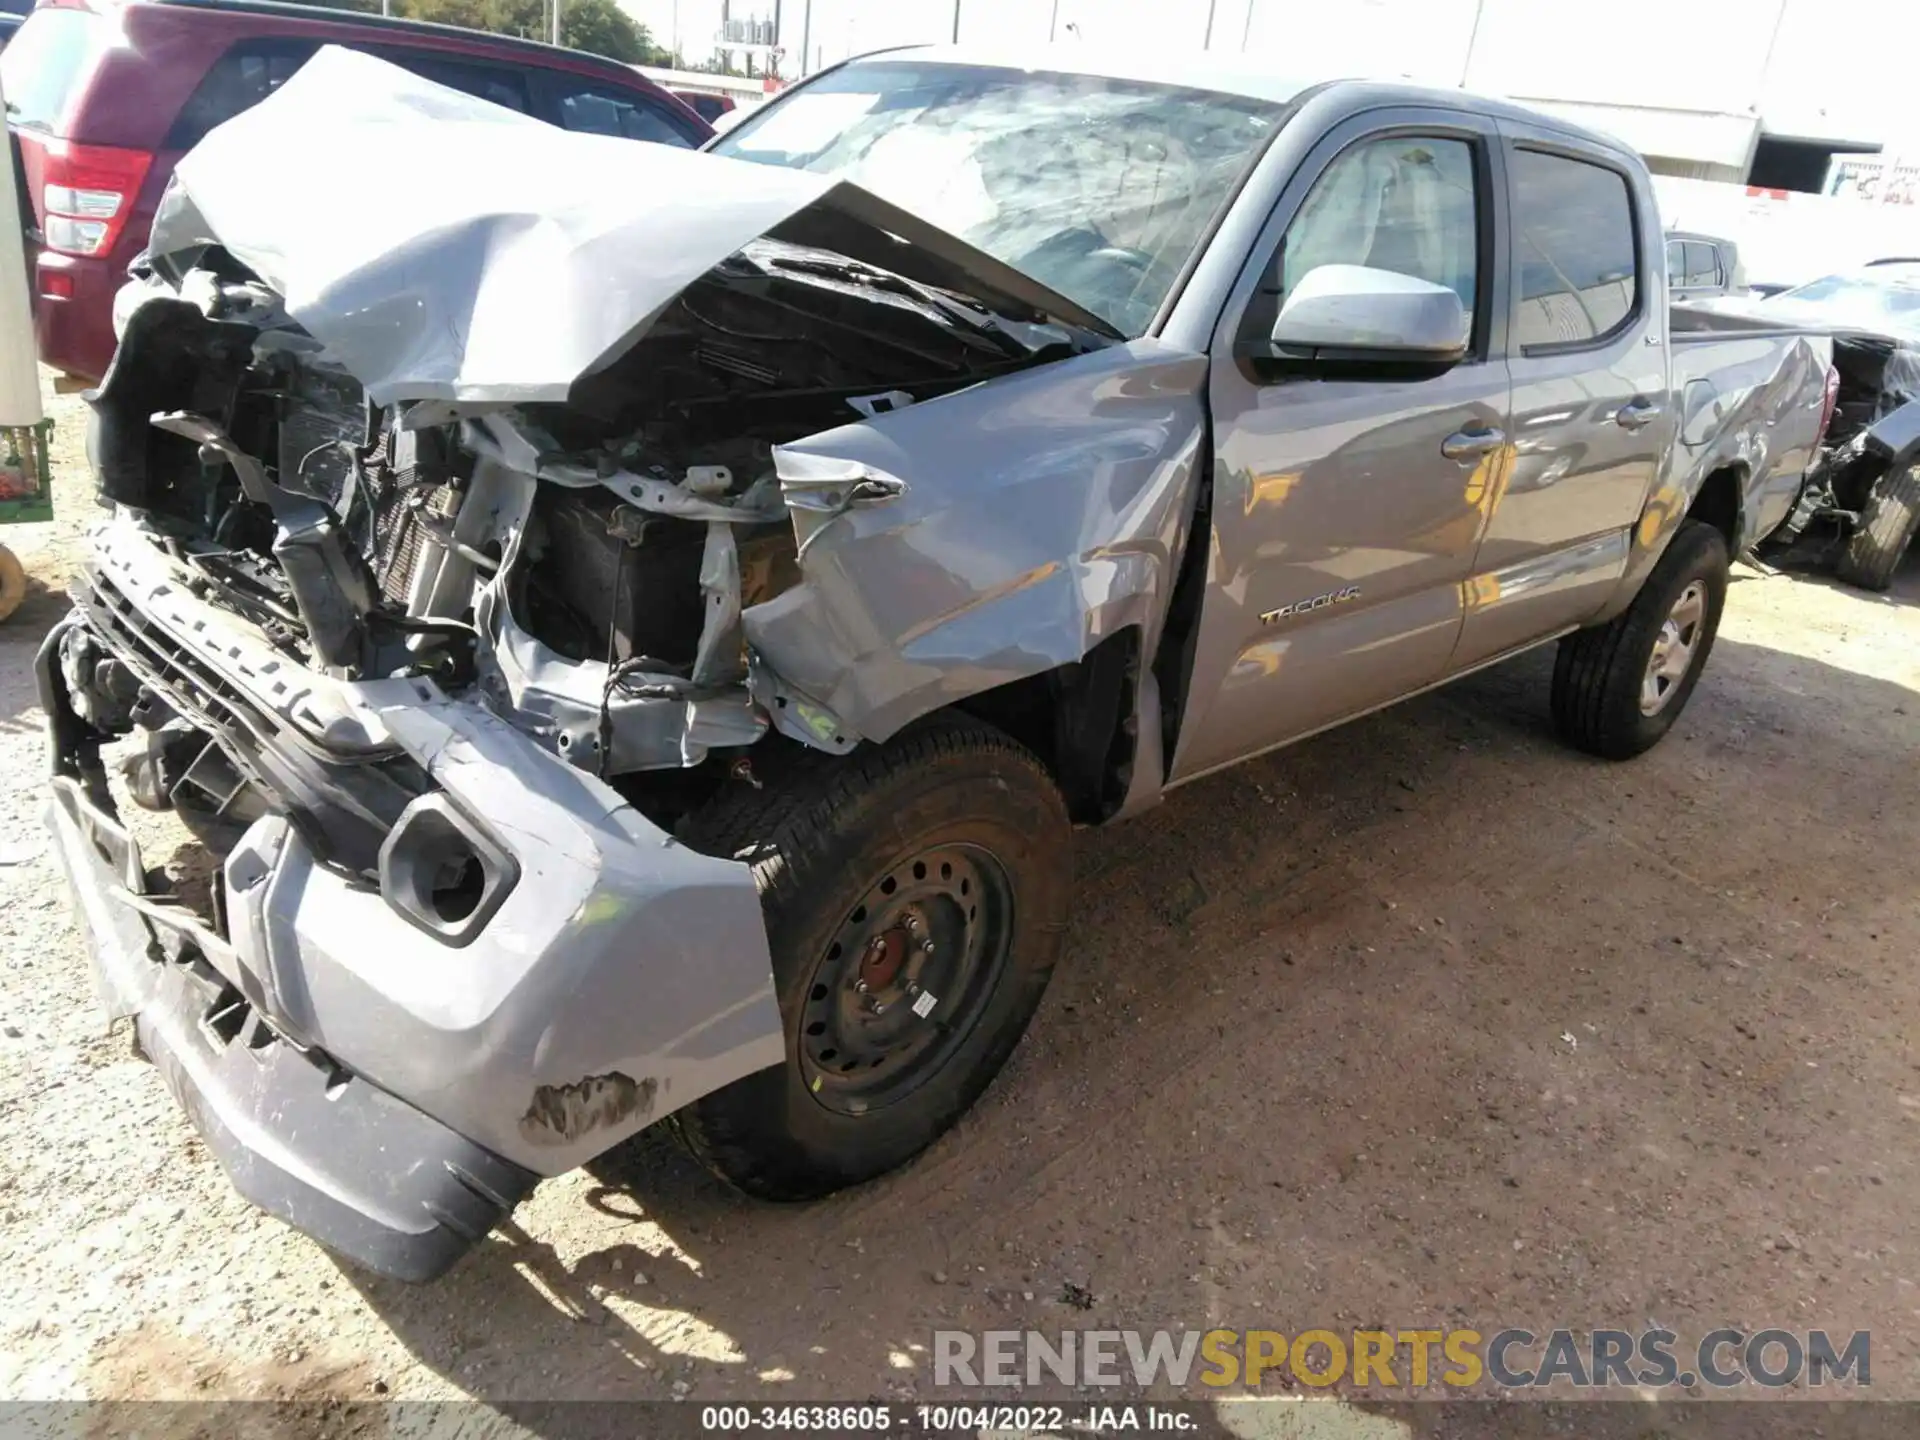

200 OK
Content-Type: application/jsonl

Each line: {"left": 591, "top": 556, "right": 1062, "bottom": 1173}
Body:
{"left": 1440, "top": 427, "right": 1505, "bottom": 462}
{"left": 1615, "top": 397, "right": 1663, "bottom": 431}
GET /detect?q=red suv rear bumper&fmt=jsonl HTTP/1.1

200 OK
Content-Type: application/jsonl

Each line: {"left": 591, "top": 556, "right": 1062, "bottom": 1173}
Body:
{"left": 34, "top": 248, "right": 120, "bottom": 384}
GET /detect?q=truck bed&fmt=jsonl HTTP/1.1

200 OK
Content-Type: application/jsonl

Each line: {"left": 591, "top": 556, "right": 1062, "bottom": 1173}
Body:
{"left": 1667, "top": 302, "right": 1834, "bottom": 550}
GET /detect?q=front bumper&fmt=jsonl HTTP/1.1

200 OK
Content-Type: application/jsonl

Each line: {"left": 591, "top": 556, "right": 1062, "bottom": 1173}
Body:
{"left": 39, "top": 521, "right": 786, "bottom": 1280}
{"left": 45, "top": 768, "right": 535, "bottom": 1282}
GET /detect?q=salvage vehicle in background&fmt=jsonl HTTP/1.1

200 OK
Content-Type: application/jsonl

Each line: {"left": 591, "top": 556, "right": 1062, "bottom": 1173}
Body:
{"left": 1744, "top": 261, "right": 1920, "bottom": 588}
{"left": 42, "top": 45, "right": 1834, "bottom": 1281}
{"left": 0, "top": 0, "right": 710, "bottom": 388}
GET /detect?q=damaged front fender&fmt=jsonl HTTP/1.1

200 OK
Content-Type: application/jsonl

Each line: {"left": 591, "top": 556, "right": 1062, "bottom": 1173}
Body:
{"left": 745, "top": 340, "right": 1210, "bottom": 754}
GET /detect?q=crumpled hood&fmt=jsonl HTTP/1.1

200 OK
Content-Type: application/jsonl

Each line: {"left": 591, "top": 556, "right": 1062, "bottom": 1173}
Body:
{"left": 147, "top": 46, "right": 1114, "bottom": 407}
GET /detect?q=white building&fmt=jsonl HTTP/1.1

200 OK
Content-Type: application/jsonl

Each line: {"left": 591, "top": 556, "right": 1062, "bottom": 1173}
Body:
{"left": 624, "top": 0, "right": 1911, "bottom": 192}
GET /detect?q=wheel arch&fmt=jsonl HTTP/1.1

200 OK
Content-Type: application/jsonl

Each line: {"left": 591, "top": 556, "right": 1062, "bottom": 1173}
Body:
{"left": 949, "top": 626, "right": 1155, "bottom": 827}
{"left": 1685, "top": 461, "right": 1747, "bottom": 557}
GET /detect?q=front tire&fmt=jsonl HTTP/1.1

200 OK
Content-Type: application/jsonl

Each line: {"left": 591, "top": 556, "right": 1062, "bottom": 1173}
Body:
{"left": 1836, "top": 462, "right": 1920, "bottom": 592}
{"left": 1551, "top": 520, "right": 1729, "bottom": 760}
{"left": 673, "top": 716, "right": 1071, "bottom": 1200}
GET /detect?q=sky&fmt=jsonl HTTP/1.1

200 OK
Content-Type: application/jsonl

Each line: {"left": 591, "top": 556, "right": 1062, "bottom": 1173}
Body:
{"left": 617, "top": 0, "right": 1920, "bottom": 156}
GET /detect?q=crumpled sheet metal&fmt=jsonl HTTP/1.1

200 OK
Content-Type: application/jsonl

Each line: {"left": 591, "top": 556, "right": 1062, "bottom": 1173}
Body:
{"left": 148, "top": 46, "right": 843, "bottom": 406}
{"left": 461, "top": 418, "right": 773, "bottom": 773}
{"left": 744, "top": 339, "right": 1210, "bottom": 744}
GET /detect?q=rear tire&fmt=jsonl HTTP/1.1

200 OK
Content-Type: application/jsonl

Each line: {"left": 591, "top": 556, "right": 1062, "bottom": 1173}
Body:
{"left": 1551, "top": 520, "right": 1729, "bottom": 761}
{"left": 672, "top": 716, "right": 1071, "bottom": 1201}
{"left": 1836, "top": 462, "right": 1920, "bottom": 592}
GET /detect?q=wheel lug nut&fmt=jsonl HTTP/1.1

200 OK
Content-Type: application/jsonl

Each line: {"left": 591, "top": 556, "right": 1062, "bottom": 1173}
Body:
{"left": 854, "top": 979, "right": 869, "bottom": 994}
{"left": 921, "top": 941, "right": 935, "bottom": 954}
{"left": 872, "top": 1001, "right": 887, "bottom": 1015}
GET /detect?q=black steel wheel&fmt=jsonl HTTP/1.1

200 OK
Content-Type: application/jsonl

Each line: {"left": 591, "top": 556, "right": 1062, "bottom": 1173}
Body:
{"left": 800, "top": 843, "right": 1015, "bottom": 1115}
{"left": 672, "top": 715, "right": 1071, "bottom": 1200}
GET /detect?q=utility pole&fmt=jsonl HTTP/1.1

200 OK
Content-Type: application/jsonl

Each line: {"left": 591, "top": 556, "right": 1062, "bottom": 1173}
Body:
{"left": 1459, "top": 0, "right": 1486, "bottom": 86}
{"left": 951, "top": 0, "right": 961, "bottom": 42}
{"left": 1240, "top": 0, "right": 1254, "bottom": 50}
{"left": 550, "top": 0, "right": 562, "bottom": 46}
{"left": 1048, "top": 0, "right": 1059, "bottom": 41}
{"left": 799, "top": 0, "right": 812, "bottom": 76}
{"left": 1203, "top": 0, "right": 1216, "bottom": 49}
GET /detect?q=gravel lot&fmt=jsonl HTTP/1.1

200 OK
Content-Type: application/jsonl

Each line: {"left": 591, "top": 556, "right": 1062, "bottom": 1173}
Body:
{"left": 2, "top": 378, "right": 1917, "bottom": 1421}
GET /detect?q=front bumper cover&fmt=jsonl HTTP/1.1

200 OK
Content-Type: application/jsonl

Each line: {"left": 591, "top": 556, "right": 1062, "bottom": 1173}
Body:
{"left": 38, "top": 527, "right": 787, "bottom": 1280}
{"left": 45, "top": 764, "right": 534, "bottom": 1282}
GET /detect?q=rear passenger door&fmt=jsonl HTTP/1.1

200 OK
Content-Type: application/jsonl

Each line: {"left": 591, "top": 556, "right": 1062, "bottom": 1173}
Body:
{"left": 1450, "top": 123, "right": 1673, "bottom": 670}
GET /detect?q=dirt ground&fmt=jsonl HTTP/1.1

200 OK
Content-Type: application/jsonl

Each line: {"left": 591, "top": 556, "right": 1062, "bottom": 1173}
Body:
{"left": 1, "top": 376, "right": 1917, "bottom": 1424}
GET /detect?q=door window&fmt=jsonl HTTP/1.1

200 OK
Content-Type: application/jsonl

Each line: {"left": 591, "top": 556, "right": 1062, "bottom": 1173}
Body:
{"left": 555, "top": 85, "right": 697, "bottom": 147}
{"left": 385, "top": 52, "right": 530, "bottom": 113}
{"left": 1511, "top": 149, "right": 1639, "bottom": 349}
{"left": 1239, "top": 133, "right": 1482, "bottom": 354}
{"left": 166, "top": 39, "right": 320, "bottom": 150}
{"left": 1277, "top": 134, "right": 1481, "bottom": 323}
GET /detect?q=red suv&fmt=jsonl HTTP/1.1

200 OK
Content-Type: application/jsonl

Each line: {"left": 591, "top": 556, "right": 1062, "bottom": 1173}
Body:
{"left": 3, "top": 0, "right": 712, "bottom": 384}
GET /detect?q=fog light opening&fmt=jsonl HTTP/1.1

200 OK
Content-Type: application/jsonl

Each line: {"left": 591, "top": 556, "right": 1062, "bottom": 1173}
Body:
{"left": 378, "top": 793, "right": 520, "bottom": 946}
{"left": 430, "top": 853, "right": 486, "bottom": 923}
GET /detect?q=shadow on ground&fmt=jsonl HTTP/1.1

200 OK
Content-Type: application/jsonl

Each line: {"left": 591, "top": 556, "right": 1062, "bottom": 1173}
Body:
{"left": 333, "top": 616, "right": 1917, "bottom": 1419}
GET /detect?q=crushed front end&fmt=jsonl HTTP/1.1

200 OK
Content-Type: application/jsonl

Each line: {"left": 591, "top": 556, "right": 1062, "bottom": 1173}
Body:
{"left": 42, "top": 47, "right": 1127, "bottom": 1278}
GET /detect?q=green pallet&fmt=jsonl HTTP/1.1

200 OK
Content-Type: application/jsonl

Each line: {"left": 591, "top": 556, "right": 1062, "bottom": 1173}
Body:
{"left": 0, "top": 418, "right": 54, "bottom": 525}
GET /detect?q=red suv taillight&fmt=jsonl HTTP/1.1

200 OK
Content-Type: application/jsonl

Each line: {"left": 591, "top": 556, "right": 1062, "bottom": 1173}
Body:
{"left": 1814, "top": 363, "right": 1841, "bottom": 451}
{"left": 31, "top": 138, "right": 152, "bottom": 258}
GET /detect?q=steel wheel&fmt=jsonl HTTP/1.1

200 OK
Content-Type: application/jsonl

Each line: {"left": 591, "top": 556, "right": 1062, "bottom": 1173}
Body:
{"left": 1639, "top": 579, "right": 1706, "bottom": 716}
{"left": 798, "top": 843, "right": 1015, "bottom": 1117}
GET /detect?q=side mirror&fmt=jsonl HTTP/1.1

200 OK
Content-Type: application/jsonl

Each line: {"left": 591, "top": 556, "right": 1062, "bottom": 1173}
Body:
{"left": 1265, "top": 264, "right": 1469, "bottom": 367}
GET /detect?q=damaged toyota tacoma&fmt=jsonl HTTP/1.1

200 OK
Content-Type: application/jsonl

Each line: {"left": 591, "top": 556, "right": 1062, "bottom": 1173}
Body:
{"left": 42, "top": 45, "right": 1834, "bottom": 1280}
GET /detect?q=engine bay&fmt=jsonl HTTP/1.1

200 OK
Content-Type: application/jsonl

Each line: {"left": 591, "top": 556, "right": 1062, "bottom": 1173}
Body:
{"left": 83, "top": 235, "right": 1100, "bottom": 814}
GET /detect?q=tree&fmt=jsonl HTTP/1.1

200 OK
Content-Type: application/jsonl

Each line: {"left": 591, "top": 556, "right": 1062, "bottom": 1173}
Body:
{"left": 305, "top": 0, "right": 664, "bottom": 65}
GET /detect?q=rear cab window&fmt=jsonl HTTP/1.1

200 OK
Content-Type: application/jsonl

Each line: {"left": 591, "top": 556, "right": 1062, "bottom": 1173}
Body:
{"left": 1, "top": 6, "right": 109, "bottom": 134}
{"left": 1511, "top": 148, "right": 1639, "bottom": 349}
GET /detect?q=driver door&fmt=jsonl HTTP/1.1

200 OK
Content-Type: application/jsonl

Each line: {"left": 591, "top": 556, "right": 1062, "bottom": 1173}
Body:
{"left": 1169, "top": 108, "right": 1514, "bottom": 783}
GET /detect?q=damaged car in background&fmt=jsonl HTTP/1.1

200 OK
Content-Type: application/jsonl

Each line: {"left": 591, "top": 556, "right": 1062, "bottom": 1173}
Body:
{"left": 43, "top": 44, "right": 1834, "bottom": 1280}
{"left": 1738, "top": 261, "right": 1920, "bottom": 590}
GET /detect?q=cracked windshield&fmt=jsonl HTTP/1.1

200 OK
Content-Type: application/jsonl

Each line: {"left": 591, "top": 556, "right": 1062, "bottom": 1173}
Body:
{"left": 712, "top": 61, "right": 1286, "bottom": 337}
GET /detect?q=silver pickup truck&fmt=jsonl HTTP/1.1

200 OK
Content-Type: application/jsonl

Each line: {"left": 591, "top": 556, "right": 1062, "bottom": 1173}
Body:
{"left": 42, "top": 45, "right": 1834, "bottom": 1280}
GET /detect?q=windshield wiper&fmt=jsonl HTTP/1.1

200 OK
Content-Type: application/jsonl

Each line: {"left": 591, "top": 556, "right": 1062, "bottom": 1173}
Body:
{"left": 767, "top": 253, "right": 1036, "bottom": 354}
